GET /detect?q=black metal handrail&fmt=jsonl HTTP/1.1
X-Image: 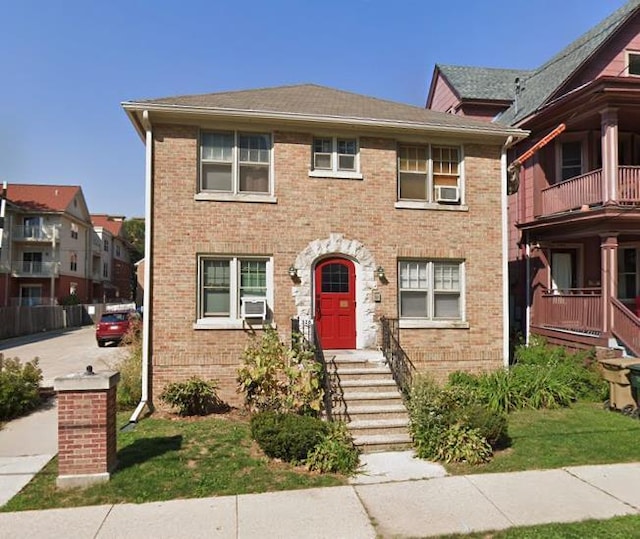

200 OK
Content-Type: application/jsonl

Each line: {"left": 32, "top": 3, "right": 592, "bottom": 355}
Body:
{"left": 380, "top": 317, "right": 416, "bottom": 396}
{"left": 291, "top": 318, "right": 332, "bottom": 420}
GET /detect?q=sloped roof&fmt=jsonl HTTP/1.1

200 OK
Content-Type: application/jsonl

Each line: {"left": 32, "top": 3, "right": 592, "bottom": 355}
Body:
{"left": 7, "top": 184, "right": 81, "bottom": 213}
{"left": 124, "top": 83, "right": 523, "bottom": 136}
{"left": 498, "top": 0, "right": 640, "bottom": 125}
{"left": 435, "top": 65, "right": 532, "bottom": 102}
{"left": 91, "top": 214, "right": 124, "bottom": 237}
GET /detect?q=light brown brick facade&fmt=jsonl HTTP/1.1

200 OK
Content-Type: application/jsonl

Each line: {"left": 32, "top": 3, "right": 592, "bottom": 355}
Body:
{"left": 148, "top": 121, "right": 506, "bottom": 405}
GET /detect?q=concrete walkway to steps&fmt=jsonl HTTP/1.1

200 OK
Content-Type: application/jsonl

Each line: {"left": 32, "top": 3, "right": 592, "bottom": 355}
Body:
{"left": 2, "top": 461, "right": 640, "bottom": 538}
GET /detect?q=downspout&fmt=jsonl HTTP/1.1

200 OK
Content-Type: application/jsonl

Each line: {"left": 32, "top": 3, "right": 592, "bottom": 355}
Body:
{"left": 129, "top": 110, "right": 154, "bottom": 423}
{"left": 501, "top": 136, "right": 514, "bottom": 369}
{"left": 525, "top": 232, "right": 531, "bottom": 346}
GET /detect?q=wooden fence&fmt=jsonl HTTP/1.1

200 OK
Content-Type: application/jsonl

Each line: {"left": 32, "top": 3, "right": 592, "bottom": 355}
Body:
{"left": 0, "top": 304, "right": 98, "bottom": 340}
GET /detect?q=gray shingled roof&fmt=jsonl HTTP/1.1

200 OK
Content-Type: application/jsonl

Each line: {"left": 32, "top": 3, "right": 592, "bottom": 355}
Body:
{"left": 498, "top": 0, "right": 640, "bottom": 125}
{"left": 124, "top": 83, "right": 521, "bottom": 135}
{"left": 436, "top": 65, "right": 531, "bottom": 102}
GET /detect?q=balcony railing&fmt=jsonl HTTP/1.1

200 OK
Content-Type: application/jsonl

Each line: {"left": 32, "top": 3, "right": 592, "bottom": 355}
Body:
{"left": 536, "top": 288, "right": 602, "bottom": 334}
{"left": 12, "top": 225, "right": 59, "bottom": 243}
{"left": 539, "top": 167, "right": 640, "bottom": 217}
{"left": 11, "top": 260, "right": 59, "bottom": 277}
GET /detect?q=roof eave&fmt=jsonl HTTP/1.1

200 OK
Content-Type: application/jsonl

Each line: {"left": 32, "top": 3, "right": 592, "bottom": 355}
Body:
{"left": 121, "top": 102, "right": 527, "bottom": 140}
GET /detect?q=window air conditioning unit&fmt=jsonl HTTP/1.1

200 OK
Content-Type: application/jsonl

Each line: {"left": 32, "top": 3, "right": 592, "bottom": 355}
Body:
{"left": 435, "top": 185, "right": 460, "bottom": 203}
{"left": 241, "top": 296, "right": 267, "bottom": 319}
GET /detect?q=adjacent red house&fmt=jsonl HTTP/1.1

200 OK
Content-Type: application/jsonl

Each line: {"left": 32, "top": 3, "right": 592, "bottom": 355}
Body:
{"left": 428, "top": 0, "right": 640, "bottom": 356}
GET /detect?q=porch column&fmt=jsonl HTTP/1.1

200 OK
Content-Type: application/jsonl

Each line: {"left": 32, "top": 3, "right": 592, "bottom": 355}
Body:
{"left": 600, "top": 107, "right": 619, "bottom": 203}
{"left": 600, "top": 234, "right": 618, "bottom": 338}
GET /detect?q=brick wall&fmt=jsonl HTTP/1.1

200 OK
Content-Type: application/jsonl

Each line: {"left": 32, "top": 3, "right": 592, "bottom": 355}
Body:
{"left": 57, "top": 388, "right": 117, "bottom": 476}
{"left": 150, "top": 124, "right": 505, "bottom": 405}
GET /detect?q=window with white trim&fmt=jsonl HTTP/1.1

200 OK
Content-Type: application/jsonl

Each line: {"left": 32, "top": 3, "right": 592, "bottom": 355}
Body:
{"left": 199, "top": 256, "right": 271, "bottom": 320}
{"left": 398, "top": 144, "right": 461, "bottom": 203}
{"left": 200, "top": 132, "right": 272, "bottom": 194}
{"left": 311, "top": 137, "right": 358, "bottom": 174}
{"left": 70, "top": 223, "right": 78, "bottom": 239}
{"left": 398, "top": 260, "right": 463, "bottom": 320}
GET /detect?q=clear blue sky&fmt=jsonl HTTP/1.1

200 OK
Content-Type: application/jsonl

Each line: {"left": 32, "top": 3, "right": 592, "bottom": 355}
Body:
{"left": 0, "top": 0, "right": 629, "bottom": 218}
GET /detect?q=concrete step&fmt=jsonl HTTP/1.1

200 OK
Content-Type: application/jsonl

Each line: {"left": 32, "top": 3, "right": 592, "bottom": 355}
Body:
{"left": 340, "top": 379, "right": 399, "bottom": 393}
{"left": 347, "top": 418, "right": 410, "bottom": 437}
{"left": 334, "top": 366, "right": 392, "bottom": 377}
{"left": 334, "top": 403, "right": 409, "bottom": 421}
{"left": 352, "top": 433, "right": 413, "bottom": 453}
{"left": 339, "top": 391, "right": 404, "bottom": 407}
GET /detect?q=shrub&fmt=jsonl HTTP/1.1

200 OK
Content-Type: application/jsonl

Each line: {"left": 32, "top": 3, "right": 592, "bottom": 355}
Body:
{"left": 160, "top": 377, "right": 226, "bottom": 416}
{"left": 237, "top": 327, "right": 323, "bottom": 415}
{"left": 250, "top": 411, "right": 328, "bottom": 462}
{"left": 113, "top": 325, "right": 142, "bottom": 410}
{"left": 408, "top": 376, "right": 503, "bottom": 463}
{"left": 306, "top": 422, "right": 360, "bottom": 475}
{"left": 0, "top": 354, "right": 43, "bottom": 421}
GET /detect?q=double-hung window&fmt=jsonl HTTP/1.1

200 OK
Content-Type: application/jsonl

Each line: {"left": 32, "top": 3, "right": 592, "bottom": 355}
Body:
{"left": 200, "top": 132, "right": 272, "bottom": 194}
{"left": 398, "top": 144, "right": 462, "bottom": 204}
{"left": 199, "top": 256, "right": 271, "bottom": 322}
{"left": 559, "top": 141, "right": 582, "bottom": 181}
{"left": 310, "top": 137, "right": 360, "bottom": 178}
{"left": 399, "top": 260, "right": 463, "bottom": 320}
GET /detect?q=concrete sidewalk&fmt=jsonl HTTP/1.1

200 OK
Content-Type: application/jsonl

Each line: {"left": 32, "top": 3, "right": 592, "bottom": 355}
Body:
{"left": 1, "top": 462, "right": 640, "bottom": 538}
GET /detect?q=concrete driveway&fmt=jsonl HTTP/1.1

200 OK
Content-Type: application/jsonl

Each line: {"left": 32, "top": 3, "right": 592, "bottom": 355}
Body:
{"left": 0, "top": 326, "right": 126, "bottom": 386}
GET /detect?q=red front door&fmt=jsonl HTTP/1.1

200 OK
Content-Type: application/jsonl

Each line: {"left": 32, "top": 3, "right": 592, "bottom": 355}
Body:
{"left": 315, "top": 258, "right": 356, "bottom": 349}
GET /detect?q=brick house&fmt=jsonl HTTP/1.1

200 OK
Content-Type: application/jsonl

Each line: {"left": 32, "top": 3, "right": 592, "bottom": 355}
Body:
{"left": 427, "top": 0, "right": 640, "bottom": 356}
{"left": 123, "top": 84, "right": 525, "bottom": 406}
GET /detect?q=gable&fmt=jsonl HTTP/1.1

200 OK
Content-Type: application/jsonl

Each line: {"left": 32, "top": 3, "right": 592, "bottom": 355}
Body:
{"left": 556, "top": 10, "right": 640, "bottom": 96}
{"left": 427, "top": 72, "right": 460, "bottom": 113}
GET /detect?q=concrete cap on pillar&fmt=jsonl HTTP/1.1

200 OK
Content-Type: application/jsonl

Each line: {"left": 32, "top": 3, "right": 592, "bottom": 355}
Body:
{"left": 54, "top": 366, "right": 120, "bottom": 391}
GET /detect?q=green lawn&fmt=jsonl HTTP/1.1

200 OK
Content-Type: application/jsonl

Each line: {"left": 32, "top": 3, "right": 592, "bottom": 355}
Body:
{"left": 1, "top": 411, "right": 345, "bottom": 512}
{"left": 446, "top": 401, "right": 640, "bottom": 475}
{"left": 437, "top": 514, "right": 640, "bottom": 538}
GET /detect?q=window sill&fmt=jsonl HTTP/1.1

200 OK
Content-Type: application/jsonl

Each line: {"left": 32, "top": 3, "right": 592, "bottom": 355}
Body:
{"left": 193, "top": 319, "right": 275, "bottom": 330}
{"left": 395, "top": 201, "right": 469, "bottom": 211}
{"left": 195, "top": 193, "right": 277, "bottom": 203}
{"left": 398, "top": 319, "right": 469, "bottom": 329}
{"left": 308, "top": 170, "right": 363, "bottom": 180}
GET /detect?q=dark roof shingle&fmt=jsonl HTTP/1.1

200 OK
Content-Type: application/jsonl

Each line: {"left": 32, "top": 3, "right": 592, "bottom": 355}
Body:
{"left": 436, "top": 65, "right": 532, "bottom": 102}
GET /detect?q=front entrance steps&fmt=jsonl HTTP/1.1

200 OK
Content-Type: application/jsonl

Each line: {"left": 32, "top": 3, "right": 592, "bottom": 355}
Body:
{"left": 325, "top": 349, "right": 412, "bottom": 453}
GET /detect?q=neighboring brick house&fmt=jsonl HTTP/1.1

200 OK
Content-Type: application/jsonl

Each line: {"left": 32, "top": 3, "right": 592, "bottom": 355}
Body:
{"left": 427, "top": 0, "right": 640, "bottom": 356}
{"left": 91, "top": 214, "right": 134, "bottom": 302}
{"left": 123, "top": 84, "right": 526, "bottom": 405}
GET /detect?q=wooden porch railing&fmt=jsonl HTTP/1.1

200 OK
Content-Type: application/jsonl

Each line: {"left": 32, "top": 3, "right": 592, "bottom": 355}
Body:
{"left": 537, "top": 288, "right": 602, "bottom": 334}
{"left": 618, "top": 166, "right": 640, "bottom": 204}
{"left": 611, "top": 298, "right": 640, "bottom": 358}
{"left": 540, "top": 169, "right": 602, "bottom": 216}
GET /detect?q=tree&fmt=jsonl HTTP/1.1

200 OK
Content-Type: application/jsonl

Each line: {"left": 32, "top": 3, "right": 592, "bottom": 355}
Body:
{"left": 123, "top": 218, "right": 145, "bottom": 263}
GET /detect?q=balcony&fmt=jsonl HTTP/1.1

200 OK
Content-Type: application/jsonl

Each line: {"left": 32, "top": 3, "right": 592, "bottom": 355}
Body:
{"left": 539, "top": 167, "right": 640, "bottom": 217}
{"left": 11, "top": 260, "right": 59, "bottom": 278}
{"left": 12, "top": 225, "right": 59, "bottom": 243}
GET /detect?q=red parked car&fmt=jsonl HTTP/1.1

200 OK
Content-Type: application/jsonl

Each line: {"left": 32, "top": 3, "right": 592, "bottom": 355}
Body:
{"left": 95, "top": 310, "right": 139, "bottom": 347}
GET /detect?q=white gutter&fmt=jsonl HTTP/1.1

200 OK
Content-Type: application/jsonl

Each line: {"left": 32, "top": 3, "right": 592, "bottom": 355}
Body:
{"left": 501, "top": 137, "right": 514, "bottom": 369}
{"left": 130, "top": 110, "right": 153, "bottom": 423}
{"left": 121, "top": 102, "right": 527, "bottom": 140}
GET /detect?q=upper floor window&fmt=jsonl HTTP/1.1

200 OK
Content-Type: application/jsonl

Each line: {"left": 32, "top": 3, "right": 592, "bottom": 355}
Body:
{"left": 70, "top": 253, "right": 78, "bottom": 272}
{"left": 398, "top": 144, "right": 461, "bottom": 204}
{"left": 70, "top": 223, "right": 78, "bottom": 240}
{"left": 116, "top": 244, "right": 121, "bottom": 257}
{"left": 103, "top": 262, "right": 109, "bottom": 278}
{"left": 627, "top": 51, "right": 640, "bottom": 76}
{"left": 200, "top": 132, "right": 271, "bottom": 194}
{"left": 560, "top": 141, "right": 583, "bottom": 181}
{"left": 399, "top": 260, "right": 463, "bottom": 320}
{"left": 103, "top": 238, "right": 109, "bottom": 252}
{"left": 309, "top": 137, "right": 362, "bottom": 179}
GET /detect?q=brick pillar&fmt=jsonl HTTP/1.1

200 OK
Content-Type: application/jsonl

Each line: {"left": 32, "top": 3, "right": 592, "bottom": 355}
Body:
{"left": 54, "top": 367, "right": 120, "bottom": 489}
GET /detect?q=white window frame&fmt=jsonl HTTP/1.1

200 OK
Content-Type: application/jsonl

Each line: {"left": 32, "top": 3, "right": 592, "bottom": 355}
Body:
{"left": 70, "top": 223, "right": 78, "bottom": 240}
{"left": 195, "top": 255, "right": 274, "bottom": 330}
{"left": 395, "top": 143, "right": 465, "bottom": 210}
{"left": 398, "top": 259, "right": 468, "bottom": 329}
{"left": 309, "top": 136, "right": 363, "bottom": 180}
{"left": 626, "top": 50, "right": 640, "bottom": 76}
{"left": 198, "top": 131, "right": 274, "bottom": 200}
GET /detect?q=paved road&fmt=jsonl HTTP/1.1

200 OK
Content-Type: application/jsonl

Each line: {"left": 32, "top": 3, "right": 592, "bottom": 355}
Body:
{"left": 0, "top": 326, "right": 126, "bottom": 386}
